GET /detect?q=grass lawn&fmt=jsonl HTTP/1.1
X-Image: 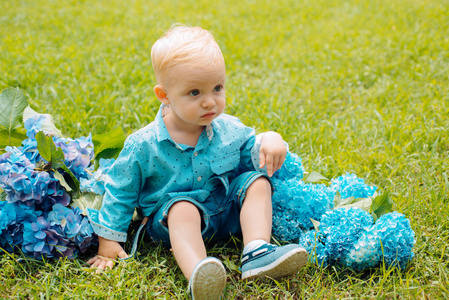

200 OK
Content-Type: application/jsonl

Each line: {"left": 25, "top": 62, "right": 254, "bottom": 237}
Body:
{"left": 1, "top": 0, "right": 448, "bottom": 298}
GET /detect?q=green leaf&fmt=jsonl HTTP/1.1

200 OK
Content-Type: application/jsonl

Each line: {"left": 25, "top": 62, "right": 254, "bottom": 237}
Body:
{"left": 221, "top": 255, "right": 240, "bottom": 273}
{"left": 53, "top": 170, "right": 72, "bottom": 192}
{"left": 35, "top": 131, "right": 59, "bottom": 162}
{"left": 92, "top": 126, "right": 125, "bottom": 157}
{"left": 95, "top": 147, "right": 122, "bottom": 161}
{"left": 335, "top": 196, "right": 373, "bottom": 212}
{"left": 35, "top": 131, "right": 80, "bottom": 191}
{"left": 59, "top": 165, "right": 80, "bottom": 191}
{"left": 310, "top": 218, "right": 320, "bottom": 232}
{"left": 50, "top": 149, "right": 68, "bottom": 169}
{"left": 334, "top": 191, "right": 380, "bottom": 213}
{"left": 0, "top": 128, "right": 27, "bottom": 150}
{"left": 370, "top": 191, "right": 394, "bottom": 220}
{"left": 0, "top": 88, "right": 28, "bottom": 144}
{"left": 71, "top": 192, "right": 103, "bottom": 215}
{"left": 0, "top": 191, "right": 6, "bottom": 202}
{"left": 305, "top": 171, "right": 329, "bottom": 183}
{"left": 333, "top": 191, "right": 342, "bottom": 207}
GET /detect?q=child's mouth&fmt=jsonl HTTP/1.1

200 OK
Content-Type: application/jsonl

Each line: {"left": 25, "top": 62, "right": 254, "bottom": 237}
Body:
{"left": 201, "top": 112, "right": 216, "bottom": 118}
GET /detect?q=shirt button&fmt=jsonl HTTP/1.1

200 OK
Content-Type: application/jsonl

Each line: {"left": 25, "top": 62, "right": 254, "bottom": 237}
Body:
{"left": 194, "top": 152, "right": 198, "bottom": 156}
{"left": 197, "top": 176, "right": 202, "bottom": 181}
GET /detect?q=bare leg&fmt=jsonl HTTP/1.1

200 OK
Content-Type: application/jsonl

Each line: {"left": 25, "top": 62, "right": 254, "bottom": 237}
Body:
{"left": 240, "top": 177, "right": 272, "bottom": 246}
{"left": 167, "top": 201, "right": 207, "bottom": 280}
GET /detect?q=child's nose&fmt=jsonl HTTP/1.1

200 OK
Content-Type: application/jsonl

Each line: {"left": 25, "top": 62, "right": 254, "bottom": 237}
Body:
{"left": 202, "top": 95, "right": 215, "bottom": 108}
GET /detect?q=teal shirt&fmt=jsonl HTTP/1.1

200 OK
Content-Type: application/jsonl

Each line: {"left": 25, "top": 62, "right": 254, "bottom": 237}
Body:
{"left": 88, "top": 105, "right": 267, "bottom": 242}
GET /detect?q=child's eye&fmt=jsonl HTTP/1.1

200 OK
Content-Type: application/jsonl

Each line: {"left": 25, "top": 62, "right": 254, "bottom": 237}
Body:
{"left": 213, "top": 85, "right": 222, "bottom": 92}
{"left": 189, "top": 90, "right": 200, "bottom": 96}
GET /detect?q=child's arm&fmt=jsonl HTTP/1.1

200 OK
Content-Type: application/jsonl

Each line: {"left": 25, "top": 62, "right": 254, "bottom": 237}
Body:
{"left": 87, "top": 236, "right": 128, "bottom": 272}
{"left": 258, "top": 131, "right": 287, "bottom": 177}
{"left": 86, "top": 134, "right": 144, "bottom": 272}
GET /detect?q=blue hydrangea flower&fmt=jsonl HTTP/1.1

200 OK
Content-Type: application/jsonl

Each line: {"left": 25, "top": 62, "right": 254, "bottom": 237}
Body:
{"left": 0, "top": 202, "right": 41, "bottom": 252}
{"left": 297, "top": 208, "right": 374, "bottom": 267}
{"left": 0, "top": 202, "right": 16, "bottom": 249}
{"left": 272, "top": 151, "right": 305, "bottom": 181}
{"left": 47, "top": 204, "right": 96, "bottom": 253}
{"left": 331, "top": 173, "right": 377, "bottom": 199}
{"left": 22, "top": 216, "right": 75, "bottom": 259}
{"left": 53, "top": 135, "right": 94, "bottom": 179}
{"left": 272, "top": 151, "right": 333, "bottom": 241}
{"left": 347, "top": 212, "right": 415, "bottom": 270}
{"left": 20, "top": 138, "right": 41, "bottom": 165}
{"left": 299, "top": 208, "right": 415, "bottom": 271}
{"left": 74, "top": 216, "right": 97, "bottom": 252}
{"left": 80, "top": 158, "right": 116, "bottom": 195}
{"left": 272, "top": 178, "right": 335, "bottom": 241}
{"left": 24, "top": 115, "right": 47, "bottom": 139}
{"left": 0, "top": 202, "right": 14, "bottom": 229}
{"left": 37, "top": 177, "right": 71, "bottom": 212}
{"left": 298, "top": 229, "right": 317, "bottom": 254}
{"left": 317, "top": 208, "right": 374, "bottom": 266}
{"left": 298, "top": 229, "right": 330, "bottom": 266}
{"left": 0, "top": 147, "right": 52, "bottom": 205}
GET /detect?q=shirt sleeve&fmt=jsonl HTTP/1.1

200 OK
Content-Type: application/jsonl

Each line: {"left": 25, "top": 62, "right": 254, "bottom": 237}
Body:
{"left": 237, "top": 123, "right": 267, "bottom": 174}
{"left": 87, "top": 137, "right": 142, "bottom": 242}
{"left": 240, "top": 131, "right": 290, "bottom": 175}
{"left": 250, "top": 133, "right": 266, "bottom": 172}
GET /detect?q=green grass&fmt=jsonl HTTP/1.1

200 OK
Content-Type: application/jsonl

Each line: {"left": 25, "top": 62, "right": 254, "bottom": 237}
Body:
{"left": 1, "top": 0, "right": 448, "bottom": 298}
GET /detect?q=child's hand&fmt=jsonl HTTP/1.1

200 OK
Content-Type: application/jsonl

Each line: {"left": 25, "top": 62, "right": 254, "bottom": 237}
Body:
{"left": 259, "top": 131, "right": 287, "bottom": 177}
{"left": 87, "top": 236, "right": 128, "bottom": 273}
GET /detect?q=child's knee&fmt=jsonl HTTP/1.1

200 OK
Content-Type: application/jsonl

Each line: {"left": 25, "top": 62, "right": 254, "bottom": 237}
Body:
{"left": 248, "top": 177, "right": 271, "bottom": 194}
{"left": 167, "top": 201, "right": 201, "bottom": 223}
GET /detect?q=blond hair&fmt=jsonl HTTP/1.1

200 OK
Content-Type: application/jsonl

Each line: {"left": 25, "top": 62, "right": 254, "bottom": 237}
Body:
{"left": 151, "top": 25, "right": 224, "bottom": 85}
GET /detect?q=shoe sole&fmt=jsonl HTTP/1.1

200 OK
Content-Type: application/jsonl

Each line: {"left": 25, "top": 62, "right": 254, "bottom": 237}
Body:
{"left": 190, "top": 258, "right": 227, "bottom": 300}
{"left": 241, "top": 248, "right": 308, "bottom": 280}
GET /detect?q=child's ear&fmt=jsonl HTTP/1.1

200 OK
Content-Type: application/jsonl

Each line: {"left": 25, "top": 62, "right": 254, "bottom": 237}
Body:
{"left": 154, "top": 85, "right": 169, "bottom": 105}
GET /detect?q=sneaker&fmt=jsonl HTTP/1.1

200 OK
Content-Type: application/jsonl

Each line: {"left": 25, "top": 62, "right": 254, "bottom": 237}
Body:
{"left": 188, "top": 257, "right": 226, "bottom": 300}
{"left": 241, "top": 243, "right": 308, "bottom": 280}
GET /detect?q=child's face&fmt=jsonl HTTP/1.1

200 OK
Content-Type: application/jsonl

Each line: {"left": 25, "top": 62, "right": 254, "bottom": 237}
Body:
{"left": 162, "top": 59, "right": 226, "bottom": 129}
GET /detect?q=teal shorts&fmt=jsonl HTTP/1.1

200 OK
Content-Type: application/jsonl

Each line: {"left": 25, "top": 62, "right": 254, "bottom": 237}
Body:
{"left": 145, "top": 171, "right": 270, "bottom": 248}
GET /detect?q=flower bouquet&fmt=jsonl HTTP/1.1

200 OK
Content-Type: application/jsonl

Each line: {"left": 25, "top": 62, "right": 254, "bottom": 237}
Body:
{"left": 271, "top": 152, "right": 415, "bottom": 270}
{"left": 0, "top": 88, "right": 122, "bottom": 258}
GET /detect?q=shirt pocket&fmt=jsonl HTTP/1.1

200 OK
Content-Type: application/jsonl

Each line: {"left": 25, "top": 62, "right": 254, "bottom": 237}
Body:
{"left": 210, "top": 150, "right": 240, "bottom": 175}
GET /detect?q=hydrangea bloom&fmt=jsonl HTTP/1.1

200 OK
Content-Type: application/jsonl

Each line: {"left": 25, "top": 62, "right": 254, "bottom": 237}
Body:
{"left": 0, "top": 202, "right": 18, "bottom": 251}
{"left": 20, "top": 138, "right": 40, "bottom": 165}
{"left": 47, "top": 204, "right": 96, "bottom": 253}
{"left": 272, "top": 151, "right": 305, "bottom": 181}
{"left": 346, "top": 212, "right": 415, "bottom": 270}
{"left": 0, "top": 112, "right": 97, "bottom": 259}
{"left": 22, "top": 216, "right": 74, "bottom": 259}
{"left": 272, "top": 178, "right": 335, "bottom": 241}
{"left": 53, "top": 135, "right": 94, "bottom": 179}
{"left": 80, "top": 158, "right": 115, "bottom": 195}
{"left": 317, "top": 208, "right": 374, "bottom": 266}
{"left": 298, "top": 229, "right": 327, "bottom": 265}
{"left": 24, "top": 115, "right": 47, "bottom": 139}
{"left": 0, "top": 147, "right": 52, "bottom": 205}
{"left": 298, "top": 208, "right": 415, "bottom": 270}
{"left": 331, "top": 173, "right": 377, "bottom": 199}
{"left": 38, "top": 177, "right": 71, "bottom": 211}
{"left": 0, "top": 202, "right": 40, "bottom": 253}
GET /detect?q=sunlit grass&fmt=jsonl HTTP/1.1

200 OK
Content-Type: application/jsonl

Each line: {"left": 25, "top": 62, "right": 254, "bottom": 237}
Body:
{"left": 1, "top": 0, "right": 448, "bottom": 298}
